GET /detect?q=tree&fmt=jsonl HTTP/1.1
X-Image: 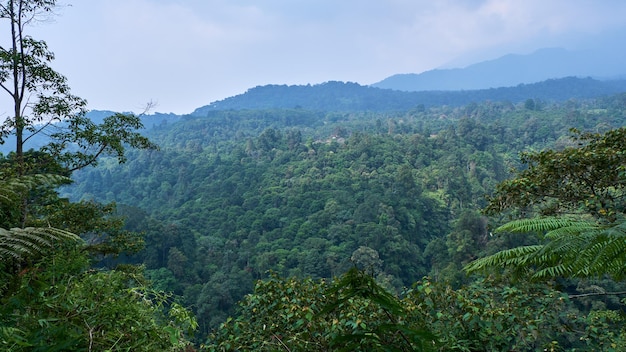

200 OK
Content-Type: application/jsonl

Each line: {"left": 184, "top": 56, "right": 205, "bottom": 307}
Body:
{"left": 207, "top": 269, "right": 596, "bottom": 351}
{"left": 206, "top": 269, "right": 436, "bottom": 351}
{"left": 408, "top": 277, "right": 577, "bottom": 351}
{"left": 484, "top": 128, "right": 626, "bottom": 220}
{"left": 0, "top": 0, "right": 157, "bottom": 233}
{"left": 468, "top": 127, "right": 626, "bottom": 280}
{"left": 0, "top": 175, "right": 198, "bottom": 351}
{"left": 0, "top": 0, "right": 156, "bottom": 177}
{"left": 0, "top": 3, "right": 198, "bottom": 349}
{"left": 1, "top": 248, "right": 197, "bottom": 351}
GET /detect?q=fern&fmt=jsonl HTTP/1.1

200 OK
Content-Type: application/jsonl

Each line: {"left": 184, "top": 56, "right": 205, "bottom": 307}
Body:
{"left": 495, "top": 217, "right": 592, "bottom": 234}
{"left": 463, "top": 245, "right": 543, "bottom": 273}
{"left": 465, "top": 216, "right": 626, "bottom": 280}
{"left": 0, "top": 174, "right": 69, "bottom": 198}
{"left": 0, "top": 174, "right": 81, "bottom": 262}
{"left": 0, "top": 227, "right": 81, "bottom": 262}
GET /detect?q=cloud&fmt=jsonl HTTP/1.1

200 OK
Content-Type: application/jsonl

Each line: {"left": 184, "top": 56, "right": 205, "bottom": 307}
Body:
{"left": 20, "top": 0, "right": 626, "bottom": 113}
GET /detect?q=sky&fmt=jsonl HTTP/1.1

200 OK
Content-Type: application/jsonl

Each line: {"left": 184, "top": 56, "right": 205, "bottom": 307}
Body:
{"left": 21, "top": 0, "right": 626, "bottom": 115}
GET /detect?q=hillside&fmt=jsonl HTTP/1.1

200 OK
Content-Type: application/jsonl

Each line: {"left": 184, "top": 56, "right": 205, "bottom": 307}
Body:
{"left": 63, "top": 92, "right": 626, "bottom": 338}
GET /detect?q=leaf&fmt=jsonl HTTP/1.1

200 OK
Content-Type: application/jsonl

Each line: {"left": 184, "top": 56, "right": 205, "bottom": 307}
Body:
{"left": 465, "top": 216, "right": 626, "bottom": 280}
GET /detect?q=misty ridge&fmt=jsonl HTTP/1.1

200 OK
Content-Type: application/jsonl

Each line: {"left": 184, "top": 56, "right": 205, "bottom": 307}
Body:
{"left": 372, "top": 47, "right": 626, "bottom": 91}
{"left": 4, "top": 45, "right": 626, "bottom": 155}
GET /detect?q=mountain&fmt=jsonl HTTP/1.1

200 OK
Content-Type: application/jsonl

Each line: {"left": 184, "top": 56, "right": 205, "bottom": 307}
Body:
{"left": 84, "top": 110, "right": 182, "bottom": 128}
{"left": 191, "top": 77, "right": 626, "bottom": 115}
{"left": 371, "top": 47, "right": 626, "bottom": 91}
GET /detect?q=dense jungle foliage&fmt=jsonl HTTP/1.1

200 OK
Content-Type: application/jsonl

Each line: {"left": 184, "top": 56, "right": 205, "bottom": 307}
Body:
{"left": 7, "top": 1, "right": 626, "bottom": 350}
{"left": 62, "top": 92, "right": 626, "bottom": 349}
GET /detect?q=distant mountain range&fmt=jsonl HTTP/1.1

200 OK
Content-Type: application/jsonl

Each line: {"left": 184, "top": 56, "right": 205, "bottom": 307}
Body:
{"left": 371, "top": 47, "right": 626, "bottom": 91}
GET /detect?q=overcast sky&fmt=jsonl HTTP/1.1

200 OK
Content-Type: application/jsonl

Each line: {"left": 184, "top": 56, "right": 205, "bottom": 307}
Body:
{"left": 22, "top": 0, "right": 626, "bottom": 114}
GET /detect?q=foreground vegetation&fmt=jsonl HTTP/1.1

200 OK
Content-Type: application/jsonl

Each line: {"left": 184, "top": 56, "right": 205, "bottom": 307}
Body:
{"left": 0, "top": 1, "right": 195, "bottom": 350}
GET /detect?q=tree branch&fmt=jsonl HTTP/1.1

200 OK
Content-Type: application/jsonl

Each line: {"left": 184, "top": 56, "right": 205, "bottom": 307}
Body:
{"left": 66, "top": 143, "right": 109, "bottom": 173}
{"left": 569, "top": 291, "right": 626, "bottom": 299}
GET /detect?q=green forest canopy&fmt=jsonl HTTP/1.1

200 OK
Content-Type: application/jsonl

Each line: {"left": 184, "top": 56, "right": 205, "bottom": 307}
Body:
{"left": 63, "top": 93, "right": 626, "bottom": 348}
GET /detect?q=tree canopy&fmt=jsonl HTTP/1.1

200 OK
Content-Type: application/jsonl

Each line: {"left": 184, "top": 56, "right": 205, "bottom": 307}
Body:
{"left": 485, "top": 127, "right": 626, "bottom": 220}
{"left": 468, "top": 127, "right": 626, "bottom": 282}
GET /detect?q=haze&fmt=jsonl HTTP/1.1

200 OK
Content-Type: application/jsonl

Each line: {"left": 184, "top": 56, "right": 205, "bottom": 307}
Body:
{"left": 27, "top": 0, "right": 626, "bottom": 114}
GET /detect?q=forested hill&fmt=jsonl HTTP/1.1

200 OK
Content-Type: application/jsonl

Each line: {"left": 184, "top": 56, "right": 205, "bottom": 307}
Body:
{"left": 65, "top": 92, "right": 626, "bottom": 339}
{"left": 193, "top": 77, "right": 626, "bottom": 115}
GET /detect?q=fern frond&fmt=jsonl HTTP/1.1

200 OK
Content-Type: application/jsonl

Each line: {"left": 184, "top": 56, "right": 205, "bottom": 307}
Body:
{"left": 464, "top": 245, "right": 543, "bottom": 273}
{"left": 0, "top": 226, "right": 81, "bottom": 262}
{"left": 0, "top": 174, "right": 79, "bottom": 262}
{"left": 467, "top": 216, "right": 626, "bottom": 280}
{"left": 582, "top": 235, "right": 626, "bottom": 277}
{"left": 0, "top": 174, "right": 70, "bottom": 203}
{"left": 542, "top": 222, "right": 600, "bottom": 239}
{"left": 495, "top": 217, "right": 591, "bottom": 234}
{"left": 532, "top": 262, "right": 575, "bottom": 279}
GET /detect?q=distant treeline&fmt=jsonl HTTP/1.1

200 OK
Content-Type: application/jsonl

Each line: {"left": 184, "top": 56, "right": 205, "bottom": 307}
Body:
{"left": 193, "top": 77, "right": 626, "bottom": 114}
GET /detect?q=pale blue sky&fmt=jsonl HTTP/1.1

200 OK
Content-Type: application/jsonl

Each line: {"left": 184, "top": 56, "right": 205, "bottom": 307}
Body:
{"left": 23, "top": 0, "right": 626, "bottom": 114}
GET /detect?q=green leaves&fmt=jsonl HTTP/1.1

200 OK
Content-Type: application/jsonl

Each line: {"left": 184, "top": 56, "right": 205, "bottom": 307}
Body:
{"left": 465, "top": 216, "right": 626, "bottom": 280}
{"left": 0, "top": 251, "right": 197, "bottom": 351}
{"left": 0, "top": 174, "right": 81, "bottom": 262}
{"left": 408, "top": 278, "right": 569, "bottom": 351}
{"left": 474, "top": 127, "right": 626, "bottom": 281}
{"left": 496, "top": 216, "right": 593, "bottom": 234}
{"left": 0, "top": 0, "right": 157, "bottom": 177}
{"left": 207, "top": 270, "right": 437, "bottom": 351}
{"left": 485, "top": 127, "right": 626, "bottom": 219}
{"left": 0, "top": 226, "right": 79, "bottom": 262}
{"left": 45, "top": 111, "right": 159, "bottom": 172}
{"left": 208, "top": 270, "right": 581, "bottom": 351}
{"left": 321, "top": 268, "right": 436, "bottom": 351}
